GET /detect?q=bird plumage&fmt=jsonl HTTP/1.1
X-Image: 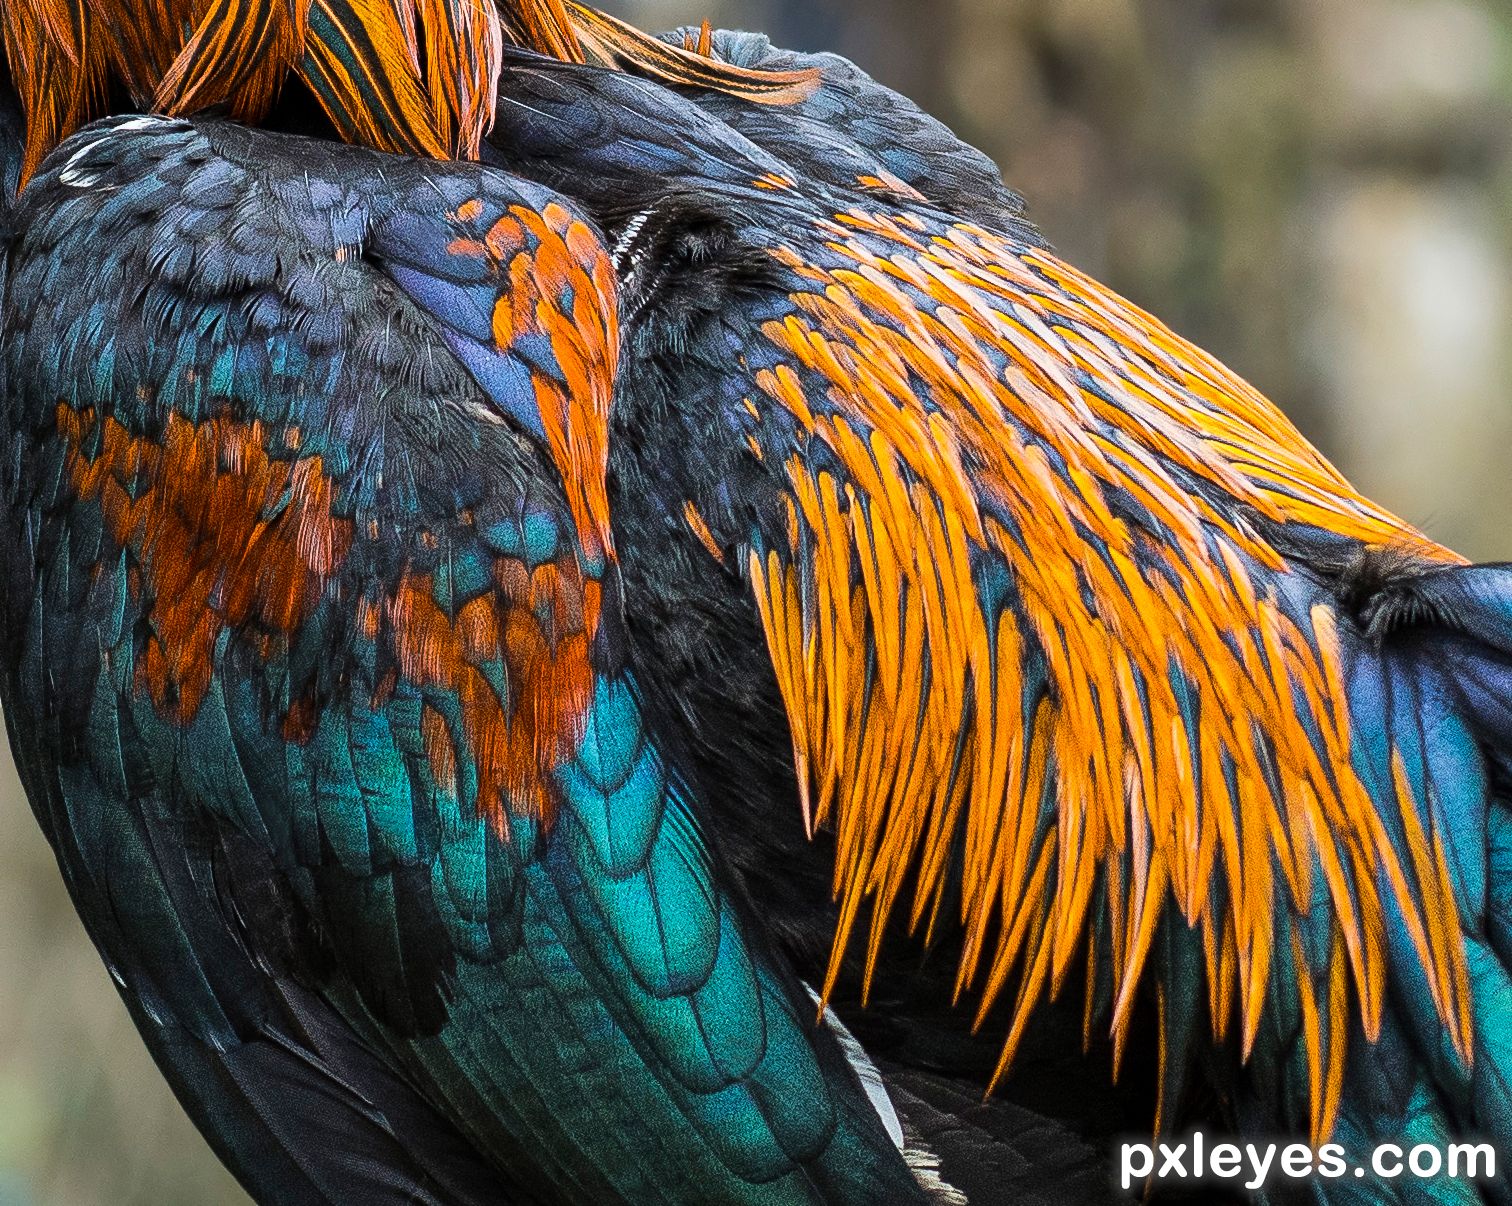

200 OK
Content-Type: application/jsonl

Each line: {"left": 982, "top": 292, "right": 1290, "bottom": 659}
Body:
{"left": 0, "top": 100, "right": 922, "bottom": 1203}
{"left": 2, "top": 3, "right": 1510, "bottom": 1203}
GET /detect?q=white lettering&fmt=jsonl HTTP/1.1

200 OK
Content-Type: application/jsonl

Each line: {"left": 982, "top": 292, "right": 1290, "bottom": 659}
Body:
{"left": 1317, "top": 1144, "right": 1349, "bottom": 1177}
{"left": 1374, "top": 1144, "right": 1404, "bottom": 1178}
{"left": 1157, "top": 1143, "right": 1188, "bottom": 1178}
{"left": 1245, "top": 1142, "right": 1276, "bottom": 1190}
{"left": 1120, "top": 1144, "right": 1154, "bottom": 1191}
{"left": 1210, "top": 1144, "right": 1241, "bottom": 1178}
{"left": 1408, "top": 1145, "right": 1442, "bottom": 1178}
{"left": 1281, "top": 1143, "right": 1313, "bottom": 1178}
{"left": 1448, "top": 1143, "right": 1496, "bottom": 1179}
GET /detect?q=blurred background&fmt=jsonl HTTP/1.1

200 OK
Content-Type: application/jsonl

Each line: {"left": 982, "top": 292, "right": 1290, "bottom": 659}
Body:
{"left": 3, "top": 0, "right": 1512, "bottom": 1201}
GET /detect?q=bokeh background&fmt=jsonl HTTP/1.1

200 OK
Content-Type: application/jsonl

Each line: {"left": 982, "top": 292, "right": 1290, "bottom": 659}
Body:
{"left": 4, "top": 0, "right": 1512, "bottom": 1201}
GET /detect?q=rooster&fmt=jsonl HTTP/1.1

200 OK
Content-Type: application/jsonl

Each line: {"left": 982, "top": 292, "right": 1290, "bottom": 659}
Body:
{"left": 0, "top": 2, "right": 1507, "bottom": 1203}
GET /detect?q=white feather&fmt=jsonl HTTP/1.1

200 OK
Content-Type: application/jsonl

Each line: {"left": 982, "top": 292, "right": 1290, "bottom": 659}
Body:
{"left": 804, "top": 984, "right": 969, "bottom": 1202}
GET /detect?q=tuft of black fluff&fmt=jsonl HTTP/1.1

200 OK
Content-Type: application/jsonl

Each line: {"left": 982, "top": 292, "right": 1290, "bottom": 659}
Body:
{"left": 1333, "top": 544, "right": 1456, "bottom": 642}
{"left": 602, "top": 194, "right": 785, "bottom": 353}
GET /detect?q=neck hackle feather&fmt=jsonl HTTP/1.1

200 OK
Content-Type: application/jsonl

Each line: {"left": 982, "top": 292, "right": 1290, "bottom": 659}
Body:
{"left": 0, "top": 0, "right": 816, "bottom": 186}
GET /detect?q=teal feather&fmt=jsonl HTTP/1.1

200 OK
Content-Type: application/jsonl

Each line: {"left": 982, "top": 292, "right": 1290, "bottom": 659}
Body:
{"left": 1, "top": 115, "right": 921, "bottom": 1204}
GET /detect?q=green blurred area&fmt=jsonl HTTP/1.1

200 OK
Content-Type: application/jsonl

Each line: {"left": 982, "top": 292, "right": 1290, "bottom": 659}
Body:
{"left": 3, "top": 1, "right": 1512, "bottom": 1201}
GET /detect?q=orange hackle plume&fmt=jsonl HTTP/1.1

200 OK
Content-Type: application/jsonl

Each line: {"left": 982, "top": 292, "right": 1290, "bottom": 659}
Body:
{"left": 563, "top": 3, "right": 816, "bottom": 103}
{"left": 92, "top": 0, "right": 305, "bottom": 117}
{"left": 1, "top": 0, "right": 818, "bottom": 187}
{"left": 0, "top": 0, "right": 104, "bottom": 186}
{"left": 152, "top": 0, "right": 310, "bottom": 121}
{"left": 746, "top": 209, "right": 1475, "bottom": 1144}
{"left": 299, "top": 0, "right": 504, "bottom": 158}
{"left": 500, "top": 0, "right": 585, "bottom": 63}
{"left": 2, "top": 0, "right": 501, "bottom": 179}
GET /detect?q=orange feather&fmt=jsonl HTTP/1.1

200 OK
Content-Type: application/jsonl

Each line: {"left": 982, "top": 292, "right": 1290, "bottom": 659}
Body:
{"left": 1, "top": 0, "right": 816, "bottom": 188}
{"left": 746, "top": 207, "right": 1474, "bottom": 1133}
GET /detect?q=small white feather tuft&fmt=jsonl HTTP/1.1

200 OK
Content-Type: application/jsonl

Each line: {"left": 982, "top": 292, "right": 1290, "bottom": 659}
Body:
{"left": 805, "top": 985, "right": 969, "bottom": 1203}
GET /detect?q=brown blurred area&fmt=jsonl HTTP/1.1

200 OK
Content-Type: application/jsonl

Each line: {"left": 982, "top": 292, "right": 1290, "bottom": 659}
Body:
{"left": 2, "top": 1, "right": 1511, "bottom": 1202}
